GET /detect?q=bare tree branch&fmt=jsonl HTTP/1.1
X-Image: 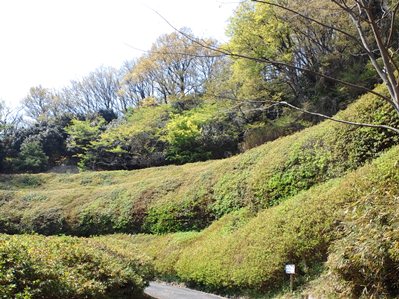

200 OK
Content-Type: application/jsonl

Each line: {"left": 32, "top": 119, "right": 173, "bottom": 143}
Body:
{"left": 124, "top": 43, "right": 225, "bottom": 59}
{"left": 278, "top": 100, "right": 399, "bottom": 134}
{"left": 386, "top": 1, "right": 399, "bottom": 47}
{"left": 239, "top": 99, "right": 399, "bottom": 134}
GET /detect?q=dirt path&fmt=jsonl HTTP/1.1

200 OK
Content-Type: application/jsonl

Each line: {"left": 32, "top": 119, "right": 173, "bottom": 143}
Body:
{"left": 144, "top": 281, "right": 226, "bottom": 299}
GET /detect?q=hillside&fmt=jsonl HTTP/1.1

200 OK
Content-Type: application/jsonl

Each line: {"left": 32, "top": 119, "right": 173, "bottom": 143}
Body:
{"left": 95, "top": 143, "right": 399, "bottom": 297}
{"left": 2, "top": 123, "right": 399, "bottom": 297}
{"left": 1, "top": 85, "right": 399, "bottom": 297}
{"left": 0, "top": 85, "right": 398, "bottom": 236}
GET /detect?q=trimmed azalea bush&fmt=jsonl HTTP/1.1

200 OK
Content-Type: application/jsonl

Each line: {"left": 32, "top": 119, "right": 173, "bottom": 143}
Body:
{"left": 0, "top": 234, "right": 153, "bottom": 298}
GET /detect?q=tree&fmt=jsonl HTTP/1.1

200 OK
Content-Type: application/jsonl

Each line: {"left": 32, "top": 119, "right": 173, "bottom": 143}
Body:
{"left": 250, "top": 0, "right": 399, "bottom": 131}
{"left": 58, "top": 66, "right": 123, "bottom": 116}
{"left": 165, "top": 0, "right": 399, "bottom": 133}
{"left": 87, "top": 105, "right": 170, "bottom": 170}
{"left": 0, "top": 101, "right": 22, "bottom": 171}
{"left": 14, "top": 139, "right": 49, "bottom": 173}
{"left": 163, "top": 101, "right": 243, "bottom": 164}
{"left": 84, "top": 66, "right": 121, "bottom": 112}
{"left": 163, "top": 112, "right": 210, "bottom": 163}
{"left": 227, "top": 0, "right": 367, "bottom": 113}
{"left": 22, "top": 86, "right": 58, "bottom": 120}
{"left": 120, "top": 58, "right": 156, "bottom": 108}
{"left": 125, "top": 29, "right": 225, "bottom": 104}
{"left": 65, "top": 116, "right": 106, "bottom": 169}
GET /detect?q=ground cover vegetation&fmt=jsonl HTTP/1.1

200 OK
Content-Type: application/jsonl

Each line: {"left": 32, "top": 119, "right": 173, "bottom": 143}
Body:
{"left": 2, "top": 0, "right": 399, "bottom": 298}
{"left": 0, "top": 234, "right": 152, "bottom": 298}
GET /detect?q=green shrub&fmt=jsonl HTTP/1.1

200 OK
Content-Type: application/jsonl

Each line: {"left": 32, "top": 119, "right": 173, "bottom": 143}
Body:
{"left": 13, "top": 140, "right": 49, "bottom": 173}
{"left": 250, "top": 86, "right": 399, "bottom": 207}
{"left": 0, "top": 174, "right": 44, "bottom": 190}
{"left": 163, "top": 112, "right": 211, "bottom": 164}
{"left": 0, "top": 234, "right": 153, "bottom": 298}
{"left": 325, "top": 152, "right": 399, "bottom": 297}
{"left": 144, "top": 195, "right": 214, "bottom": 234}
{"left": 21, "top": 206, "right": 67, "bottom": 235}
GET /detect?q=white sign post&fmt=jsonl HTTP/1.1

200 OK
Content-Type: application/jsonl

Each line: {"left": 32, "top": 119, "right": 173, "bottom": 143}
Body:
{"left": 285, "top": 264, "right": 295, "bottom": 292}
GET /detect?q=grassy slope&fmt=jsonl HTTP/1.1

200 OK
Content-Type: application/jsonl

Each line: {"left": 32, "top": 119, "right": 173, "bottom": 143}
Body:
{"left": 0, "top": 85, "right": 398, "bottom": 236}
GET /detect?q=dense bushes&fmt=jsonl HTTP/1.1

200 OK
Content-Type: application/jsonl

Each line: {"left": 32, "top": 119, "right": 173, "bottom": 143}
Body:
{"left": 72, "top": 99, "right": 244, "bottom": 170}
{"left": 1, "top": 118, "right": 70, "bottom": 173}
{"left": 0, "top": 234, "right": 152, "bottom": 298}
{"left": 0, "top": 85, "right": 398, "bottom": 235}
{"left": 3, "top": 142, "right": 396, "bottom": 297}
{"left": 96, "top": 145, "right": 399, "bottom": 297}
{"left": 249, "top": 86, "right": 399, "bottom": 208}
{"left": 324, "top": 157, "right": 399, "bottom": 297}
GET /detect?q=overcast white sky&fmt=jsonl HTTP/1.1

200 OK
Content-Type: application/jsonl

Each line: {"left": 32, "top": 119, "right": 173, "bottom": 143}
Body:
{"left": 0, "top": 0, "right": 239, "bottom": 108}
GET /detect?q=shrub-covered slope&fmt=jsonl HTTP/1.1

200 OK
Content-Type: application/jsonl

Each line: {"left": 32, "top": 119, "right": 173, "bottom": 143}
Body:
{"left": 95, "top": 144, "right": 399, "bottom": 297}
{"left": 0, "top": 85, "right": 398, "bottom": 235}
{"left": 2, "top": 144, "right": 397, "bottom": 298}
{"left": 0, "top": 234, "right": 152, "bottom": 298}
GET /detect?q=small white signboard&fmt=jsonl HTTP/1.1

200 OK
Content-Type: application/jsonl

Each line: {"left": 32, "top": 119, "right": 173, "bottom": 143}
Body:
{"left": 285, "top": 264, "right": 295, "bottom": 274}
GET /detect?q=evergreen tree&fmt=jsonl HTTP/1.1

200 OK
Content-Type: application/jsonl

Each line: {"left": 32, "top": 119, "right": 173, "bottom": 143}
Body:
{"left": 15, "top": 140, "right": 48, "bottom": 173}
